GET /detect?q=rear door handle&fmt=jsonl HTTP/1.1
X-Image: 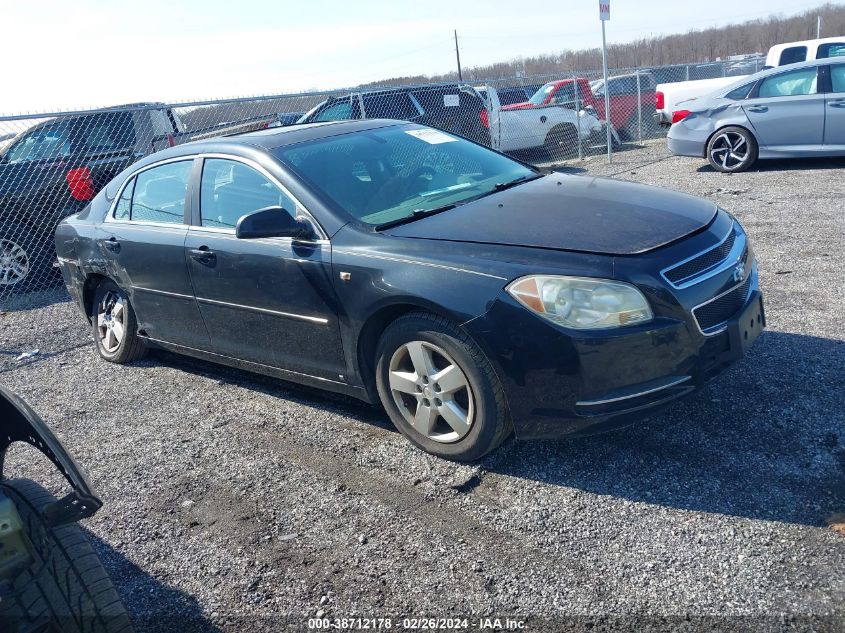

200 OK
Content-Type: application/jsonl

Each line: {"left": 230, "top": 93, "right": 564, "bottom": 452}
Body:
{"left": 102, "top": 237, "right": 120, "bottom": 253}
{"left": 189, "top": 246, "right": 216, "bottom": 264}
{"left": 746, "top": 106, "right": 768, "bottom": 113}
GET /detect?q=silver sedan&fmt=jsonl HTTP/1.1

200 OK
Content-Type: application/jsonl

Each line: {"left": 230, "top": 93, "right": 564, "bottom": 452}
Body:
{"left": 667, "top": 58, "right": 845, "bottom": 172}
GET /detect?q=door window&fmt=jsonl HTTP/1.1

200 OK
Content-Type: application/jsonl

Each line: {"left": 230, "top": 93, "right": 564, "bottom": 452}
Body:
{"left": 779, "top": 46, "right": 807, "bottom": 66}
{"left": 312, "top": 100, "right": 355, "bottom": 122}
{"left": 114, "top": 177, "right": 135, "bottom": 220}
{"left": 757, "top": 68, "right": 818, "bottom": 97}
{"left": 5, "top": 122, "right": 72, "bottom": 163}
{"left": 200, "top": 159, "right": 294, "bottom": 229}
{"left": 363, "top": 93, "right": 419, "bottom": 119}
{"left": 831, "top": 64, "right": 845, "bottom": 92}
{"left": 130, "top": 160, "right": 191, "bottom": 224}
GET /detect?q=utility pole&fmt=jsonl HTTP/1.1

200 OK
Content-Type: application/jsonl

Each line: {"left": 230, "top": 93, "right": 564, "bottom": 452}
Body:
{"left": 817, "top": 15, "right": 822, "bottom": 38}
{"left": 454, "top": 30, "right": 463, "bottom": 81}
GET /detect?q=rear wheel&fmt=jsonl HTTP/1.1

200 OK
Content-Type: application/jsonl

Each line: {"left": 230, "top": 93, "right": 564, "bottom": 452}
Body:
{"left": 0, "top": 479, "right": 134, "bottom": 633}
{"left": 375, "top": 312, "right": 511, "bottom": 461}
{"left": 92, "top": 280, "right": 146, "bottom": 363}
{"left": 707, "top": 126, "right": 758, "bottom": 173}
{"left": 543, "top": 124, "right": 578, "bottom": 162}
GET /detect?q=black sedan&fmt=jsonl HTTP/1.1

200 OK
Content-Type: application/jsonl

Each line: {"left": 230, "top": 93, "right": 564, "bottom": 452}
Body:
{"left": 55, "top": 120, "right": 764, "bottom": 461}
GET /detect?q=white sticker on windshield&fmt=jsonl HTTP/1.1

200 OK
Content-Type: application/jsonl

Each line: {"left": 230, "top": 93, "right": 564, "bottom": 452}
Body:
{"left": 443, "top": 94, "right": 460, "bottom": 107}
{"left": 404, "top": 129, "right": 458, "bottom": 144}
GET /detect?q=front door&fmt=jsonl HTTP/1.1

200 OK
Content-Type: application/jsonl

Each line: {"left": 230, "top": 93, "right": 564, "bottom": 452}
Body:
{"left": 100, "top": 158, "right": 210, "bottom": 349}
{"left": 184, "top": 157, "right": 345, "bottom": 380}
{"left": 743, "top": 66, "right": 825, "bottom": 149}
{"left": 824, "top": 63, "right": 845, "bottom": 147}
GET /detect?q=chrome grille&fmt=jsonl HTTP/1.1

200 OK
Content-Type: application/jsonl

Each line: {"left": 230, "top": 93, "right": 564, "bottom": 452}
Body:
{"left": 693, "top": 276, "right": 752, "bottom": 333}
{"left": 663, "top": 224, "right": 737, "bottom": 286}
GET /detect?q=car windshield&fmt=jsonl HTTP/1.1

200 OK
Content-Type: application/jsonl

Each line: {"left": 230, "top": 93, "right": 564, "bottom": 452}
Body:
{"left": 528, "top": 83, "right": 556, "bottom": 106}
{"left": 275, "top": 124, "right": 537, "bottom": 227}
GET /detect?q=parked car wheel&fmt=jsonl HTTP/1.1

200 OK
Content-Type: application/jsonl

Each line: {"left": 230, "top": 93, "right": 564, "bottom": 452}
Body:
{"left": 543, "top": 124, "right": 578, "bottom": 161}
{"left": 0, "top": 479, "right": 135, "bottom": 633}
{"left": 92, "top": 280, "right": 146, "bottom": 363}
{"left": 0, "top": 222, "right": 57, "bottom": 298}
{"left": 707, "top": 126, "right": 758, "bottom": 173}
{"left": 375, "top": 312, "right": 511, "bottom": 461}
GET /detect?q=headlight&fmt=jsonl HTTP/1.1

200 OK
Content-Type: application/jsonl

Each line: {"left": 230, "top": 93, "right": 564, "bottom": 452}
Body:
{"left": 507, "top": 275, "right": 653, "bottom": 329}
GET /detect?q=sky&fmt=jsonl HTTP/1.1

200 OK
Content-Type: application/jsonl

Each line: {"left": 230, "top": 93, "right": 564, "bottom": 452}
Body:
{"left": 0, "top": 0, "right": 828, "bottom": 113}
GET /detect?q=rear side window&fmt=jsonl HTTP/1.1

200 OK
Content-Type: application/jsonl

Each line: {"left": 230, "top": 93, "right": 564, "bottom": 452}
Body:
{"left": 831, "top": 64, "right": 845, "bottom": 92}
{"left": 779, "top": 46, "right": 807, "bottom": 66}
{"left": 725, "top": 83, "right": 754, "bottom": 100}
{"left": 758, "top": 68, "right": 818, "bottom": 97}
{"left": 818, "top": 43, "right": 845, "bottom": 59}
{"left": 114, "top": 177, "right": 134, "bottom": 220}
{"left": 363, "top": 93, "right": 419, "bottom": 120}
{"left": 200, "top": 159, "right": 294, "bottom": 229}
{"left": 129, "top": 161, "right": 191, "bottom": 224}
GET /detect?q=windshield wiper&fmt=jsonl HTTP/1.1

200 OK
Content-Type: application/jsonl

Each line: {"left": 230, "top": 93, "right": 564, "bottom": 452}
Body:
{"left": 376, "top": 203, "right": 458, "bottom": 231}
{"left": 490, "top": 173, "right": 543, "bottom": 193}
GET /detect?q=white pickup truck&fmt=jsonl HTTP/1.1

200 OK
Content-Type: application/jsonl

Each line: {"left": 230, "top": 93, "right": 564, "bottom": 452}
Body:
{"left": 481, "top": 85, "right": 604, "bottom": 159}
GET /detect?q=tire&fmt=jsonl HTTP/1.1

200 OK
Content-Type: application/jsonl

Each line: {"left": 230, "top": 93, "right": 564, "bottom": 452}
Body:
{"left": 374, "top": 312, "right": 511, "bottom": 461}
{"left": 0, "top": 221, "right": 57, "bottom": 299}
{"left": 706, "top": 126, "right": 758, "bottom": 173}
{"left": 543, "top": 124, "right": 578, "bottom": 162}
{"left": 0, "top": 479, "right": 134, "bottom": 633}
{"left": 92, "top": 279, "right": 146, "bottom": 364}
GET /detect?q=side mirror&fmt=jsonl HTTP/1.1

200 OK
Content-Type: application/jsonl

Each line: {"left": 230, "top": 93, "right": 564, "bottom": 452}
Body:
{"left": 235, "top": 206, "right": 315, "bottom": 240}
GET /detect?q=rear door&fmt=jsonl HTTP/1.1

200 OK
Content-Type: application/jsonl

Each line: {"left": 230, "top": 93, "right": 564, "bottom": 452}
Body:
{"left": 824, "top": 63, "right": 845, "bottom": 146}
{"left": 742, "top": 66, "right": 824, "bottom": 149}
{"left": 101, "top": 157, "right": 209, "bottom": 348}
{"left": 184, "top": 156, "right": 345, "bottom": 379}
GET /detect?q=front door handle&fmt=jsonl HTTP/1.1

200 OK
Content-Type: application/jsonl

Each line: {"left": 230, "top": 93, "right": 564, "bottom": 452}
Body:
{"left": 102, "top": 237, "right": 121, "bottom": 253}
{"left": 747, "top": 106, "right": 768, "bottom": 113}
{"left": 189, "top": 246, "right": 216, "bottom": 265}
{"left": 828, "top": 100, "right": 845, "bottom": 108}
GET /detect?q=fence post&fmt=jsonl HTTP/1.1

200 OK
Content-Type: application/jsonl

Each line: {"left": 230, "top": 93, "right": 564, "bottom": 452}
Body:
{"left": 574, "top": 72, "right": 583, "bottom": 160}
{"left": 685, "top": 65, "right": 690, "bottom": 81}
{"left": 636, "top": 70, "right": 642, "bottom": 144}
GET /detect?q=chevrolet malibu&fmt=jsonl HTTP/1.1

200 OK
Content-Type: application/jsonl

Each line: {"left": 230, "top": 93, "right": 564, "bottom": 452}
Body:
{"left": 55, "top": 120, "right": 764, "bottom": 461}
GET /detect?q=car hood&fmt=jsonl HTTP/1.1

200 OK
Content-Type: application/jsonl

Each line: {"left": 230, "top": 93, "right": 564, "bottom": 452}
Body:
{"left": 384, "top": 175, "right": 717, "bottom": 255}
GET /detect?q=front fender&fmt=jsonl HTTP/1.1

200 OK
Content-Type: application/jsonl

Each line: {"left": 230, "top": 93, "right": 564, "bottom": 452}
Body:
{"left": 0, "top": 387, "right": 102, "bottom": 526}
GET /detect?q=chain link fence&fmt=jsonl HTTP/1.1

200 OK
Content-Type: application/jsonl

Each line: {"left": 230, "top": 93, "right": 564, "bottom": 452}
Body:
{"left": 0, "top": 57, "right": 761, "bottom": 318}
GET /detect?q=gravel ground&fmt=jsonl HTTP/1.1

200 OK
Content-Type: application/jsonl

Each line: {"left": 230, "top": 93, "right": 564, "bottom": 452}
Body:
{"left": 1, "top": 140, "right": 843, "bottom": 632}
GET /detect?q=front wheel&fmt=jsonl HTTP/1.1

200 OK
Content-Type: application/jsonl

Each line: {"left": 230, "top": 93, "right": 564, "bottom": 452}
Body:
{"left": 707, "top": 126, "right": 758, "bottom": 173}
{"left": 375, "top": 312, "right": 511, "bottom": 461}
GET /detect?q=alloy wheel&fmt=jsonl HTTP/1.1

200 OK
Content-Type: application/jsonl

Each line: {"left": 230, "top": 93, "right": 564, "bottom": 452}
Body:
{"left": 97, "top": 291, "right": 126, "bottom": 354}
{"left": 388, "top": 340, "right": 475, "bottom": 443}
{"left": 710, "top": 131, "right": 749, "bottom": 171}
{"left": 0, "top": 239, "right": 30, "bottom": 286}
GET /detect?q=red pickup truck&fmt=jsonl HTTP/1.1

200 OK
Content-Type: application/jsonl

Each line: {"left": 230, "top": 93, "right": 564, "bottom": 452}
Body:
{"left": 503, "top": 74, "right": 656, "bottom": 140}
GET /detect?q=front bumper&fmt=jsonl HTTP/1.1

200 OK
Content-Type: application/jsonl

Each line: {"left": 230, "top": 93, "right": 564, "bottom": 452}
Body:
{"left": 464, "top": 280, "right": 764, "bottom": 440}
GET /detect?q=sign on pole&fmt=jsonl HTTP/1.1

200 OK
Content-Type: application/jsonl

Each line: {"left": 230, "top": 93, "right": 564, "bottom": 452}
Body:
{"left": 599, "top": 0, "right": 611, "bottom": 162}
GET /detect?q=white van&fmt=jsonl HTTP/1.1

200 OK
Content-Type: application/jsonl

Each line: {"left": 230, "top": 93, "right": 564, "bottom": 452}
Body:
{"left": 764, "top": 37, "right": 845, "bottom": 68}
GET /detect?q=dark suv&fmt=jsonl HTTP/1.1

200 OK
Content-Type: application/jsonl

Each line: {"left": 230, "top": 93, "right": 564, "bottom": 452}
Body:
{"left": 0, "top": 104, "right": 184, "bottom": 297}
{"left": 298, "top": 83, "right": 491, "bottom": 147}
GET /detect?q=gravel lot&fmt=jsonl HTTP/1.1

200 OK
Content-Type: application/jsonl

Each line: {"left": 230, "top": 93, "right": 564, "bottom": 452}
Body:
{"left": 1, "top": 141, "right": 843, "bottom": 632}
